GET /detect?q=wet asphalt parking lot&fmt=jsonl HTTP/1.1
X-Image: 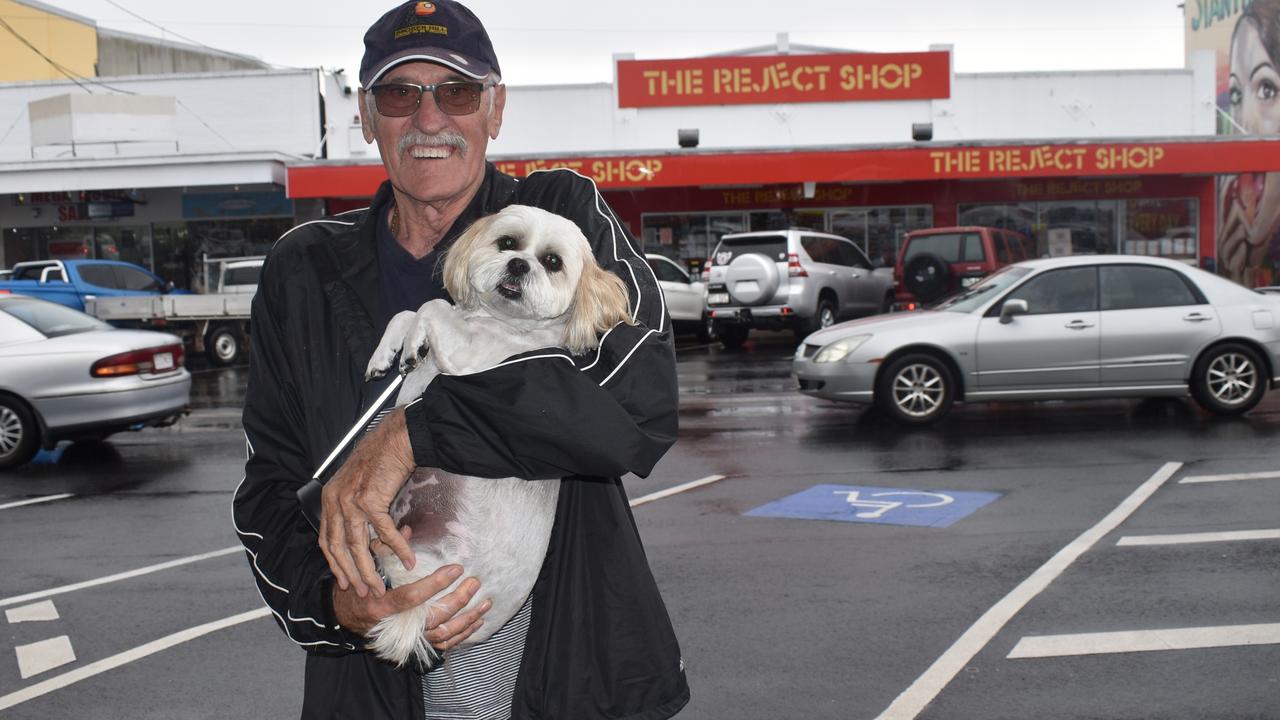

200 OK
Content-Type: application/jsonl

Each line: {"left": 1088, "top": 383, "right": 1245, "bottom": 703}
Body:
{"left": 1, "top": 330, "right": 1278, "bottom": 719}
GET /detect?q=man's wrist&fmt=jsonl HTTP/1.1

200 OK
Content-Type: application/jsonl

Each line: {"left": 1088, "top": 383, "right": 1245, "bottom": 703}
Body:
{"left": 381, "top": 408, "right": 416, "bottom": 475}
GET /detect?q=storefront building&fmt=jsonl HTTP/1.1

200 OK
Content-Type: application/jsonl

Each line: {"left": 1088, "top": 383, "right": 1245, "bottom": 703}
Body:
{"left": 293, "top": 137, "right": 1269, "bottom": 280}
{"left": 288, "top": 43, "right": 1276, "bottom": 284}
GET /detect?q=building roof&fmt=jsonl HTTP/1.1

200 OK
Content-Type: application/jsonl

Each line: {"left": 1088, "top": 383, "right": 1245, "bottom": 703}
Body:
{"left": 11, "top": 0, "right": 95, "bottom": 27}
{"left": 95, "top": 26, "right": 270, "bottom": 68}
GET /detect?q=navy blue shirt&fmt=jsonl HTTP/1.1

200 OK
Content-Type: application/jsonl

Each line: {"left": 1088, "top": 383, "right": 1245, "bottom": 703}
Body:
{"left": 376, "top": 206, "right": 452, "bottom": 330}
{"left": 369, "top": 206, "right": 453, "bottom": 403}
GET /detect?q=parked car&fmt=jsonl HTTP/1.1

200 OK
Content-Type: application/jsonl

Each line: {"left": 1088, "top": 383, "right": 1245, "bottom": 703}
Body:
{"left": 795, "top": 255, "right": 1280, "bottom": 425}
{"left": 0, "top": 295, "right": 191, "bottom": 469}
{"left": 216, "top": 257, "right": 264, "bottom": 294}
{"left": 0, "top": 259, "right": 180, "bottom": 313}
{"left": 704, "top": 228, "right": 895, "bottom": 349}
{"left": 894, "top": 226, "right": 1035, "bottom": 310}
{"left": 645, "top": 254, "right": 710, "bottom": 340}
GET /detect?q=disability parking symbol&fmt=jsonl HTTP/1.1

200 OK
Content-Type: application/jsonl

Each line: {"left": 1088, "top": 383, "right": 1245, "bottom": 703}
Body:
{"left": 745, "top": 484, "right": 1000, "bottom": 527}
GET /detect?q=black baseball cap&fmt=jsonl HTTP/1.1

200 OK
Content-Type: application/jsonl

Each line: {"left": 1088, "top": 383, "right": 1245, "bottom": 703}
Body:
{"left": 360, "top": 1, "right": 501, "bottom": 88}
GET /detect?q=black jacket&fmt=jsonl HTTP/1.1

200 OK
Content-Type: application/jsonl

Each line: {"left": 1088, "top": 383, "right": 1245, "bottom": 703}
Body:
{"left": 233, "top": 165, "right": 689, "bottom": 720}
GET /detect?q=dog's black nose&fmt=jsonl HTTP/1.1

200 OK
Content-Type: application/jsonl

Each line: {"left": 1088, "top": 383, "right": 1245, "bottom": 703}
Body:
{"left": 507, "top": 258, "right": 530, "bottom": 276}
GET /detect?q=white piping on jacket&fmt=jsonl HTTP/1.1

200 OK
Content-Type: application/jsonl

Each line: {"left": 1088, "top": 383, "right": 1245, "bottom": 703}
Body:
{"left": 232, "top": 472, "right": 348, "bottom": 649}
{"left": 526, "top": 168, "right": 668, "bottom": 334}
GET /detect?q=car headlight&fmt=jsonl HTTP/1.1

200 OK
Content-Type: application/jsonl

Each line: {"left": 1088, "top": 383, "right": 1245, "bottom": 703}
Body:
{"left": 814, "top": 335, "right": 871, "bottom": 363}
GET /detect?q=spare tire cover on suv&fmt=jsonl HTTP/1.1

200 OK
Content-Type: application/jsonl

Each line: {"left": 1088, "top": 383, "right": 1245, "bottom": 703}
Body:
{"left": 724, "top": 253, "right": 780, "bottom": 306}
{"left": 903, "top": 253, "right": 951, "bottom": 302}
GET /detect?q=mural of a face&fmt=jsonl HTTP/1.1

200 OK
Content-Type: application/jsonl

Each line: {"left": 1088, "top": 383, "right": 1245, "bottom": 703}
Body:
{"left": 1220, "top": 5, "right": 1280, "bottom": 285}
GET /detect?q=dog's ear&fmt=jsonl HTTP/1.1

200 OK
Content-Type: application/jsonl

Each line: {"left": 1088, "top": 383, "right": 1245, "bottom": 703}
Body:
{"left": 441, "top": 213, "right": 499, "bottom": 306}
{"left": 564, "top": 259, "right": 634, "bottom": 354}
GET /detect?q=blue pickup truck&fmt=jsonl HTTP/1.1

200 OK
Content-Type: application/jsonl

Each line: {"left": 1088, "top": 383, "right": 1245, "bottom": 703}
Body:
{"left": 0, "top": 259, "right": 178, "bottom": 311}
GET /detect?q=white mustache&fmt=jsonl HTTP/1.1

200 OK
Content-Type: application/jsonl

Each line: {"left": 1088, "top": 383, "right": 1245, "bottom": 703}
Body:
{"left": 398, "top": 131, "right": 467, "bottom": 156}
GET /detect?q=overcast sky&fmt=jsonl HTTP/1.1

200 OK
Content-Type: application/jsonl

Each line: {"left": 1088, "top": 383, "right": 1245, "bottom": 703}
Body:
{"left": 63, "top": 0, "right": 1186, "bottom": 87}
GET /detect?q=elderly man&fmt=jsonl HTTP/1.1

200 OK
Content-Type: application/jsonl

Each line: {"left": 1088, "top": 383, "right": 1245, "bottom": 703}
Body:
{"left": 232, "top": 2, "right": 689, "bottom": 718}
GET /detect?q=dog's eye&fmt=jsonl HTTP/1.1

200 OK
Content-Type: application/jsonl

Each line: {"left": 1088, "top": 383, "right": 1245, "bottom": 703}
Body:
{"left": 497, "top": 235, "right": 518, "bottom": 251}
{"left": 540, "top": 254, "right": 563, "bottom": 272}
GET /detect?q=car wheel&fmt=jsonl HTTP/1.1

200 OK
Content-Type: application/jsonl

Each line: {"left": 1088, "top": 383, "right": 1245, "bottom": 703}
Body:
{"left": 1191, "top": 343, "right": 1266, "bottom": 415}
{"left": 903, "top": 253, "right": 951, "bottom": 303}
{"left": 206, "top": 325, "right": 242, "bottom": 366}
{"left": 875, "top": 353, "right": 954, "bottom": 425}
{"left": 814, "top": 299, "right": 837, "bottom": 330}
{"left": 0, "top": 396, "right": 40, "bottom": 470}
{"left": 720, "top": 326, "right": 749, "bottom": 350}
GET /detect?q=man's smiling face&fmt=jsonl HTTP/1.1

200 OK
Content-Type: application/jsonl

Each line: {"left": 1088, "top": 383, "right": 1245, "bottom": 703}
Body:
{"left": 360, "top": 61, "right": 506, "bottom": 208}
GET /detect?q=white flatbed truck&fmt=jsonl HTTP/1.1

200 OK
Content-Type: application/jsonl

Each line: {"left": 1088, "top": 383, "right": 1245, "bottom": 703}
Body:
{"left": 85, "top": 256, "right": 263, "bottom": 366}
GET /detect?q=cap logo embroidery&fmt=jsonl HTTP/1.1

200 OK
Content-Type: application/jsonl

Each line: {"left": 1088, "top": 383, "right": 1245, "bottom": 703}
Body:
{"left": 394, "top": 23, "right": 448, "bottom": 40}
{"left": 415, "top": 2, "right": 436, "bottom": 15}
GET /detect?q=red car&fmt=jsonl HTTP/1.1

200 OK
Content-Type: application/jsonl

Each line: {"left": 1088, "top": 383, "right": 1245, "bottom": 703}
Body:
{"left": 894, "top": 226, "right": 1035, "bottom": 309}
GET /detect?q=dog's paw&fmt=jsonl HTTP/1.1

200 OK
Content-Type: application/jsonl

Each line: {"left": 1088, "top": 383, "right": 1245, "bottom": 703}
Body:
{"left": 398, "top": 341, "right": 429, "bottom": 376}
{"left": 368, "top": 311, "right": 417, "bottom": 381}
{"left": 365, "top": 346, "right": 398, "bottom": 381}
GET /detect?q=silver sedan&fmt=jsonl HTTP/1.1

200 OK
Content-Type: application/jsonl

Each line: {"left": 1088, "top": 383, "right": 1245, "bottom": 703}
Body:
{"left": 794, "top": 255, "right": 1280, "bottom": 424}
{"left": 0, "top": 295, "right": 191, "bottom": 468}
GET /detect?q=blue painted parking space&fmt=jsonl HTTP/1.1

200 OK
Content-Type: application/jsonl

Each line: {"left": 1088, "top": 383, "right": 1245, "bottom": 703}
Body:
{"left": 745, "top": 484, "right": 1001, "bottom": 528}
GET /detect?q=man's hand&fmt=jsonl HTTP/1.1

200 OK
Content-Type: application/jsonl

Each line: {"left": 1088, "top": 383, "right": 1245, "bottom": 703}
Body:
{"left": 320, "top": 407, "right": 417, "bottom": 598}
{"left": 333, "top": 563, "right": 491, "bottom": 650}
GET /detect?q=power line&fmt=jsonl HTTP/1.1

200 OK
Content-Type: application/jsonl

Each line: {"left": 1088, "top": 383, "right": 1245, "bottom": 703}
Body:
{"left": 104, "top": 0, "right": 224, "bottom": 52}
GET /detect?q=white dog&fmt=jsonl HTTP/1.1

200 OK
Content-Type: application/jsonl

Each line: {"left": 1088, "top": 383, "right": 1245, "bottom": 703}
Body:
{"left": 362, "top": 204, "right": 633, "bottom": 668}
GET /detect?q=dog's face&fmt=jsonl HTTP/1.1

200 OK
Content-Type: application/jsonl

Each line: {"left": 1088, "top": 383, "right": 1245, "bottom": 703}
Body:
{"left": 443, "top": 205, "right": 633, "bottom": 353}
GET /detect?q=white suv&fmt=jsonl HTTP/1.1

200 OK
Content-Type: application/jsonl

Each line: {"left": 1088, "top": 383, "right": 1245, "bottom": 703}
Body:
{"left": 704, "top": 229, "right": 895, "bottom": 349}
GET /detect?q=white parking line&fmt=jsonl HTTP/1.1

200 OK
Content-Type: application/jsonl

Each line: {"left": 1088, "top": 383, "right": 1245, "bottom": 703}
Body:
{"left": 630, "top": 475, "right": 727, "bottom": 507}
{"left": 1179, "top": 470, "right": 1280, "bottom": 484}
{"left": 1008, "top": 623, "right": 1280, "bottom": 659}
{"left": 0, "top": 547, "right": 242, "bottom": 608}
{"left": 5, "top": 600, "right": 59, "bottom": 623}
{"left": 875, "top": 462, "right": 1182, "bottom": 720}
{"left": 1117, "top": 529, "right": 1280, "bottom": 546}
{"left": 0, "top": 494, "right": 73, "bottom": 511}
{"left": 0, "top": 608, "right": 270, "bottom": 711}
{"left": 15, "top": 636, "right": 75, "bottom": 679}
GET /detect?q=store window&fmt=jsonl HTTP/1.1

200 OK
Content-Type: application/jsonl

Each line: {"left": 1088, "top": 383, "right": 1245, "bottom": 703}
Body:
{"left": 829, "top": 206, "right": 931, "bottom": 266}
{"left": 1122, "top": 199, "right": 1198, "bottom": 264}
{"left": 185, "top": 218, "right": 293, "bottom": 291}
{"left": 958, "top": 199, "right": 1198, "bottom": 263}
{"left": 867, "top": 206, "right": 932, "bottom": 268}
{"left": 641, "top": 213, "right": 747, "bottom": 275}
{"left": 1042, "top": 201, "right": 1118, "bottom": 255}
{"left": 792, "top": 210, "right": 826, "bottom": 232}
{"left": 956, "top": 203, "right": 1038, "bottom": 242}
{"left": 829, "top": 209, "right": 868, "bottom": 251}
{"left": 92, "top": 225, "right": 153, "bottom": 268}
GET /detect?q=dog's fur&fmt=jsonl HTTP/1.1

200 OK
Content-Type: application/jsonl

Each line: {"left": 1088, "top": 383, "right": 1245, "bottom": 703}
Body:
{"left": 362, "top": 204, "right": 633, "bottom": 668}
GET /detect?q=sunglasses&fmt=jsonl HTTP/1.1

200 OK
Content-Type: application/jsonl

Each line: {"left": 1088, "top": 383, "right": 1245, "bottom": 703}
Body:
{"left": 369, "top": 81, "right": 491, "bottom": 117}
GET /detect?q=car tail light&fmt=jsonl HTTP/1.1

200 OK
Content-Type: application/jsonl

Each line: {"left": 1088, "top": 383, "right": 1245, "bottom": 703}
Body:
{"left": 787, "top": 253, "right": 808, "bottom": 277}
{"left": 91, "top": 343, "right": 184, "bottom": 377}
